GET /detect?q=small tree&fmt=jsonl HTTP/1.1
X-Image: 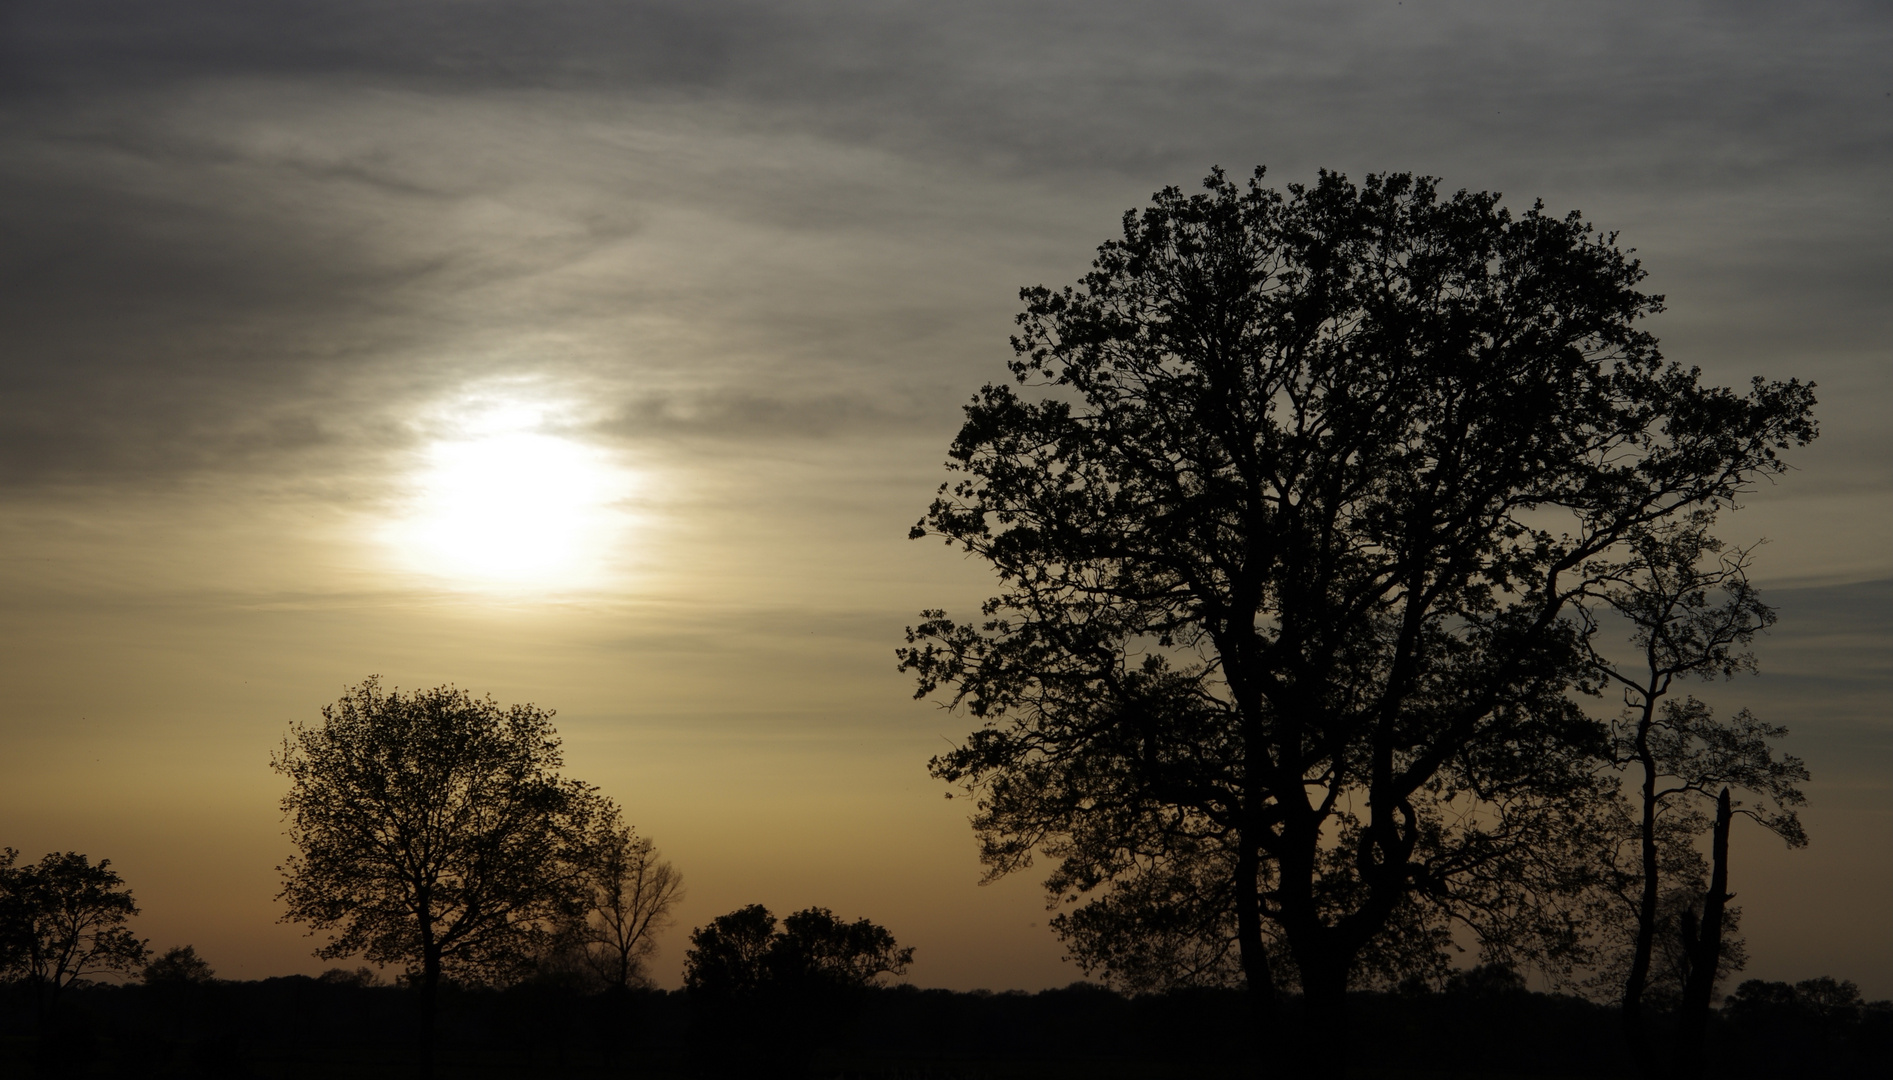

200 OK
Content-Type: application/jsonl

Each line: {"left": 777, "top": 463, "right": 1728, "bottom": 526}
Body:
{"left": 1581, "top": 517, "right": 1807, "bottom": 1076}
{"left": 571, "top": 816, "right": 682, "bottom": 991}
{"left": 142, "top": 944, "right": 216, "bottom": 985}
{"left": 683, "top": 904, "right": 781, "bottom": 999}
{"left": 684, "top": 904, "right": 914, "bottom": 997}
{"left": 273, "top": 677, "right": 608, "bottom": 1071}
{"left": 769, "top": 907, "right": 916, "bottom": 991}
{"left": 684, "top": 905, "right": 913, "bottom": 1076}
{"left": 0, "top": 849, "right": 149, "bottom": 1047}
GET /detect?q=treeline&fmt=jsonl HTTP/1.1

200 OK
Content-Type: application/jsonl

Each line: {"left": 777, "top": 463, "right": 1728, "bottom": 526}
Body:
{"left": 1, "top": 969, "right": 1887, "bottom": 1077}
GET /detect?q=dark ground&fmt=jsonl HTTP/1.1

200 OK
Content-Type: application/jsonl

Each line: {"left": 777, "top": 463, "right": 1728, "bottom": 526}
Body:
{"left": 1, "top": 974, "right": 1886, "bottom": 1078}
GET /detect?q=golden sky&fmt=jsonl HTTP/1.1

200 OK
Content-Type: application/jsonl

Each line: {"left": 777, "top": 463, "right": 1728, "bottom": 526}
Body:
{"left": 1, "top": 0, "right": 1888, "bottom": 995}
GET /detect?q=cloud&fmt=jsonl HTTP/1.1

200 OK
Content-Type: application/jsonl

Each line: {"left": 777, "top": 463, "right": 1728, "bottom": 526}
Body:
{"left": 0, "top": 1, "right": 747, "bottom": 95}
{"left": 599, "top": 388, "right": 935, "bottom": 442}
{"left": 8, "top": 2, "right": 1888, "bottom": 179}
{"left": 1, "top": 0, "right": 1886, "bottom": 506}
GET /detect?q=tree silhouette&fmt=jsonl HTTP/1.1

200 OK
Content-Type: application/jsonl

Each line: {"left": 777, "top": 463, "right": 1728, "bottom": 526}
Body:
{"left": 272, "top": 677, "right": 608, "bottom": 1075}
{"left": 901, "top": 166, "right": 1818, "bottom": 1060}
{"left": 570, "top": 815, "right": 682, "bottom": 991}
{"left": 769, "top": 906, "right": 915, "bottom": 991}
{"left": 684, "top": 904, "right": 912, "bottom": 996}
{"left": 1580, "top": 515, "right": 1807, "bottom": 1077}
{"left": 684, "top": 905, "right": 912, "bottom": 1075}
{"left": 0, "top": 849, "right": 17, "bottom": 976}
{"left": 683, "top": 903, "right": 784, "bottom": 999}
{"left": 142, "top": 944, "right": 217, "bottom": 985}
{"left": 0, "top": 848, "right": 148, "bottom": 1067}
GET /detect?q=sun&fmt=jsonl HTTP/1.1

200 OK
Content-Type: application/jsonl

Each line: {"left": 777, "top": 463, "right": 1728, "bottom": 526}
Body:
{"left": 386, "top": 390, "right": 633, "bottom": 589}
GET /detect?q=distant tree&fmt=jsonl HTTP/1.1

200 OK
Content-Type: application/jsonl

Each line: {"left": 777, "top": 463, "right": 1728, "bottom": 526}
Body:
{"left": 0, "top": 848, "right": 18, "bottom": 975}
{"left": 684, "top": 904, "right": 914, "bottom": 997}
{"left": 900, "top": 166, "right": 1818, "bottom": 1060}
{"left": 316, "top": 965, "right": 383, "bottom": 988}
{"left": 570, "top": 815, "right": 682, "bottom": 991}
{"left": 143, "top": 944, "right": 216, "bottom": 985}
{"left": 1725, "top": 976, "right": 1870, "bottom": 1024}
{"left": 1580, "top": 516, "right": 1808, "bottom": 1076}
{"left": 0, "top": 849, "right": 149, "bottom": 1055}
{"left": 769, "top": 906, "right": 916, "bottom": 991}
{"left": 1721, "top": 976, "right": 1893, "bottom": 1072}
{"left": 273, "top": 677, "right": 608, "bottom": 1074}
{"left": 1443, "top": 961, "right": 1530, "bottom": 998}
{"left": 683, "top": 903, "right": 779, "bottom": 998}
{"left": 684, "top": 905, "right": 912, "bottom": 1076}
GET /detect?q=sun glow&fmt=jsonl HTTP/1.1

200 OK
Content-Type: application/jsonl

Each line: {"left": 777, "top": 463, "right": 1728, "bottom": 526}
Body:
{"left": 386, "top": 390, "right": 634, "bottom": 589}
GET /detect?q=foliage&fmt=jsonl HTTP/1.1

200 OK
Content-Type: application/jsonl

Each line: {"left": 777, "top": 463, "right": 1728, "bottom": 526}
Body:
{"left": 273, "top": 677, "right": 608, "bottom": 992}
{"left": 142, "top": 945, "right": 216, "bottom": 986}
{"left": 684, "top": 905, "right": 914, "bottom": 1076}
{"left": 1050, "top": 836, "right": 1245, "bottom": 992}
{"left": 1585, "top": 876, "right": 1751, "bottom": 1002}
{"left": 684, "top": 904, "right": 913, "bottom": 997}
{"left": 0, "top": 848, "right": 17, "bottom": 977}
{"left": 1726, "top": 977, "right": 1871, "bottom": 1023}
{"left": 316, "top": 965, "right": 383, "bottom": 988}
{"left": 771, "top": 907, "right": 916, "bottom": 991}
{"left": 683, "top": 904, "right": 778, "bottom": 998}
{"left": 900, "top": 165, "right": 1818, "bottom": 1034}
{"left": 0, "top": 848, "right": 148, "bottom": 999}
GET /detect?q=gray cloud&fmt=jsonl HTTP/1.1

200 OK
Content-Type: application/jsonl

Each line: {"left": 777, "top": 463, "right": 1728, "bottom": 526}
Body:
{"left": 9, "top": 2, "right": 1885, "bottom": 176}
{"left": 599, "top": 388, "right": 937, "bottom": 442}
{"left": 0, "top": 133, "right": 408, "bottom": 487}
{"left": 0, "top": 1, "right": 744, "bottom": 94}
{"left": 2, "top": 0, "right": 1887, "bottom": 495}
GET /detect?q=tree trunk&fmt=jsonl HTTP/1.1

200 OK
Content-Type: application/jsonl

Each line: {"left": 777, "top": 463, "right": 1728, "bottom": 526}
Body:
{"left": 417, "top": 953, "right": 441, "bottom": 1080}
{"left": 1235, "top": 843, "right": 1276, "bottom": 999}
{"left": 415, "top": 886, "right": 439, "bottom": 1080}
{"left": 1622, "top": 717, "right": 1662, "bottom": 1075}
{"left": 1296, "top": 948, "right": 1351, "bottom": 1074}
{"left": 31, "top": 977, "right": 56, "bottom": 1078}
{"left": 1673, "top": 788, "right": 1732, "bottom": 1079}
{"left": 1234, "top": 841, "right": 1277, "bottom": 1077}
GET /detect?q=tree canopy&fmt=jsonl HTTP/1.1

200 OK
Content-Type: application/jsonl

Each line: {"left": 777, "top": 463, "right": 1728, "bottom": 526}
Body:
{"left": 0, "top": 849, "right": 148, "bottom": 993}
{"left": 143, "top": 944, "right": 217, "bottom": 986}
{"left": 0, "top": 846, "right": 149, "bottom": 1055}
{"left": 901, "top": 167, "right": 1817, "bottom": 1048}
{"left": 684, "top": 904, "right": 913, "bottom": 997}
{"left": 683, "top": 904, "right": 914, "bottom": 1075}
{"left": 273, "top": 677, "right": 609, "bottom": 1062}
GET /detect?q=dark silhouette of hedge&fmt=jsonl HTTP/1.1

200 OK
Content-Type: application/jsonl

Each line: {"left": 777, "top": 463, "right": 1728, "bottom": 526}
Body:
{"left": 1, "top": 968, "right": 1885, "bottom": 1078}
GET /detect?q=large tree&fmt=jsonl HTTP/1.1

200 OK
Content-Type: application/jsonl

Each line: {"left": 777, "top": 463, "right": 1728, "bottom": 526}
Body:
{"left": 900, "top": 168, "right": 1816, "bottom": 1055}
{"left": 273, "top": 677, "right": 608, "bottom": 1071}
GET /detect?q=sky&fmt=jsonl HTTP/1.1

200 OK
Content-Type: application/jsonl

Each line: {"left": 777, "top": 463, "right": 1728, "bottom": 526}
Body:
{"left": 1, "top": 0, "right": 1888, "bottom": 996}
